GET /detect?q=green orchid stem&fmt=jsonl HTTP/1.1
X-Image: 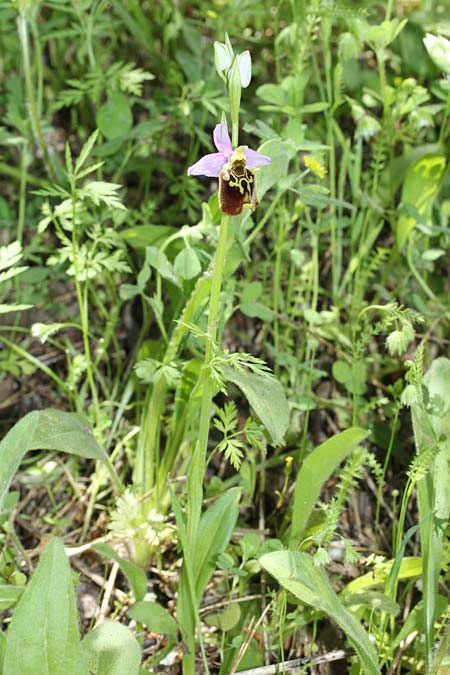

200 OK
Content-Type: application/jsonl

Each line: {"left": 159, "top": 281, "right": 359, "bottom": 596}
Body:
{"left": 180, "top": 214, "right": 230, "bottom": 675}
{"left": 186, "top": 213, "right": 230, "bottom": 544}
{"left": 231, "top": 121, "right": 239, "bottom": 147}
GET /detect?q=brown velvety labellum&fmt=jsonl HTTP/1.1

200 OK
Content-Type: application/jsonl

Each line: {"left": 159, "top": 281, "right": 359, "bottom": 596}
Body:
{"left": 218, "top": 167, "right": 259, "bottom": 216}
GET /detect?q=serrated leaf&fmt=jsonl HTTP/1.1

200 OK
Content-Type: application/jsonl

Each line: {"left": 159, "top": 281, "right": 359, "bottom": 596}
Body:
{"left": 80, "top": 181, "right": 126, "bottom": 210}
{"left": 3, "top": 539, "right": 88, "bottom": 675}
{"left": 74, "top": 129, "right": 99, "bottom": 175}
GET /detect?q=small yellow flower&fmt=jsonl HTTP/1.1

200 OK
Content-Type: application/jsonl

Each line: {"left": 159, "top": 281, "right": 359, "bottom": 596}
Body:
{"left": 304, "top": 155, "right": 327, "bottom": 179}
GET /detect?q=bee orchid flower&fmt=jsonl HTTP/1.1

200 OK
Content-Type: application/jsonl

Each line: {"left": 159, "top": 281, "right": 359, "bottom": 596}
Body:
{"left": 187, "top": 124, "right": 271, "bottom": 215}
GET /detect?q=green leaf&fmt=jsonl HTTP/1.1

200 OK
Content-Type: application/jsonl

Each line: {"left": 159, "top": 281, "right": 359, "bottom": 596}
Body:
{"left": 256, "top": 139, "right": 295, "bottom": 201}
{"left": 241, "top": 281, "right": 262, "bottom": 304}
{"left": 423, "top": 33, "right": 450, "bottom": 74}
{"left": 221, "top": 365, "right": 289, "bottom": 445}
{"left": 0, "top": 585, "right": 24, "bottom": 611}
{"left": 194, "top": 488, "right": 240, "bottom": 600}
{"left": 81, "top": 622, "right": 141, "bottom": 675}
{"left": 256, "top": 83, "right": 288, "bottom": 107}
{"left": 173, "top": 247, "right": 202, "bottom": 280}
{"left": 344, "top": 557, "right": 422, "bottom": 594}
{"left": 119, "top": 225, "right": 177, "bottom": 250}
{"left": 3, "top": 538, "right": 88, "bottom": 675}
{"left": 0, "top": 409, "right": 106, "bottom": 511}
{"left": 289, "top": 428, "right": 368, "bottom": 548}
{"left": 298, "top": 101, "right": 330, "bottom": 113}
{"left": 260, "top": 551, "right": 381, "bottom": 675}
{"left": 240, "top": 301, "right": 273, "bottom": 321}
{"left": 393, "top": 595, "right": 448, "bottom": 649}
{"left": 145, "top": 246, "right": 179, "bottom": 286}
{"left": 396, "top": 154, "right": 446, "bottom": 250}
{"left": 97, "top": 91, "right": 133, "bottom": 140}
{"left": 74, "top": 129, "right": 99, "bottom": 176}
{"left": 127, "top": 601, "right": 178, "bottom": 636}
{"left": 411, "top": 357, "right": 450, "bottom": 666}
{"left": 0, "top": 631, "right": 6, "bottom": 673}
{"left": 204, "top": 602, "right": 241, "bottom": 631}
{"left": 93, "top": 544, "right": 147, "bottom": 602}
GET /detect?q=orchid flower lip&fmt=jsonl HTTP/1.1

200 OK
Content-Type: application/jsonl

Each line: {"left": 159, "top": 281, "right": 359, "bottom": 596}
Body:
{"left": 187, "top": 124, "right": 272, "bottom": 178}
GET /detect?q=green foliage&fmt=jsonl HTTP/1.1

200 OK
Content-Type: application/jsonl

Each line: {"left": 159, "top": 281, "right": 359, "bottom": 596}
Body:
{"left": 3, "top": 539, "right": 88, "bottom": 675}
{"left": 260, "top": 551, "right": 381, "bottom": 675}
{"left": 1, "top": 0, "right": 449, "bottom": 672}
{"left": 289, "top": 428, "right": 369, "bottom": 548}
{"left": 0, "top": 410, "right": 106, "bottom": 511}
{"left": 412, "top": 358, "right": 450, "bottom": 668}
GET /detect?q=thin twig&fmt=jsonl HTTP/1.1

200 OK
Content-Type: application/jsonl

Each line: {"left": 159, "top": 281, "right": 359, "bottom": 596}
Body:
{"left": 230, "top": 649, "right": 351, "bottom": 675}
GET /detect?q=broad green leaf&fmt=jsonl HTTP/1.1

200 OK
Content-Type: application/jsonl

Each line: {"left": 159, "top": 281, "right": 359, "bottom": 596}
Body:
{"left": 240, "top": 301, "right": 274, "bottom": 321}
{"left": 97, "top": 91, "right": 133, "bottom": 140}
{"left": 127, "top": 601, "right": 178, "bottom": 635}
{"left": 344, "top": 557, "right": 422, "bottom": 594}
{"left": 241, "top": 281, "right": 263, "bottom": 304}
{"left": 93, "top": 544, "right": 147, "bottom": 601}
{"left": 81, "top": 622, "right": 141, "bottom": 675}
{"left": 194, "top": 488, "right": 240, "bottom": 600}
{"left": 260, "top": 551, "right": 380, "bottom": 675}
{"left": 343, "top": 591, "right": 400, "bottom": 616}
{"left": 145, "top": 246, "right": 179, "bottom": 286}
{"left": 119, "top": 225, "right": 178, "bottom": 250}
{"left": 411, "top": 357, "right": 450, "bottom": 666}
{"left": 3, "top": 538, "right": 87, "bottom": 675}
{"left": 289, "top": 428, "right": 369, "bottom": 548}
{"left": 396, "top": 154, "right": 446, "bottom": 250}
{"left": 221, "top": 365, "right": 289, "bottom": 445}
{"left": 0, "top": 410, "right": 106, "bottom": 511}
{"left": 174, "top": 247, "right": 201, "bottom": 280}
{"left": 204, "top": 602, "right": 241, "bottom": 631}
{"left": 0, "top": 585, "right": 24, "bottom": 610}
{"left": 256, "top": 140, "right": 293, "bottom": 201}
{"left": 256, "top": 83, "right": 288, "bottom": 107}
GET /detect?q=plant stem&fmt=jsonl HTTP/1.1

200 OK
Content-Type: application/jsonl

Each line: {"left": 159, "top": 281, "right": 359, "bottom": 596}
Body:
{"left": 17, "top": 10, "right": 55, "bottom": 181}
{"left": 186, "top": 214, "right": 230, "bottom": 546}
{"left": 179, "top": 214, "right": 230, "bottom": 675}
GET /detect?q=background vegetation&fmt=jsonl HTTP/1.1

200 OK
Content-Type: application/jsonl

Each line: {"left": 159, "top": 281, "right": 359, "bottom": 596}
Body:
{"left": 0, "top": 0, "right": 449, "bottom": 673}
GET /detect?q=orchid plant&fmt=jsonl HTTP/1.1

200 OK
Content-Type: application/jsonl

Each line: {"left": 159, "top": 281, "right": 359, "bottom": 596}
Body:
{"left": 177, "top": 38, "right": 273, "bottom": 675}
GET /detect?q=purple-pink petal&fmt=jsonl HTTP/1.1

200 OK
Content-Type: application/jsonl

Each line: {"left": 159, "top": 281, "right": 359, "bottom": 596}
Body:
{"left": 187, "top": 152, "right": 226, "bottom": 178}
{"left": 213, "top": 124, "right": 233, "bottom": 156}
{"left": 244, "top": 147, "right": 272, "bottom": 168}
